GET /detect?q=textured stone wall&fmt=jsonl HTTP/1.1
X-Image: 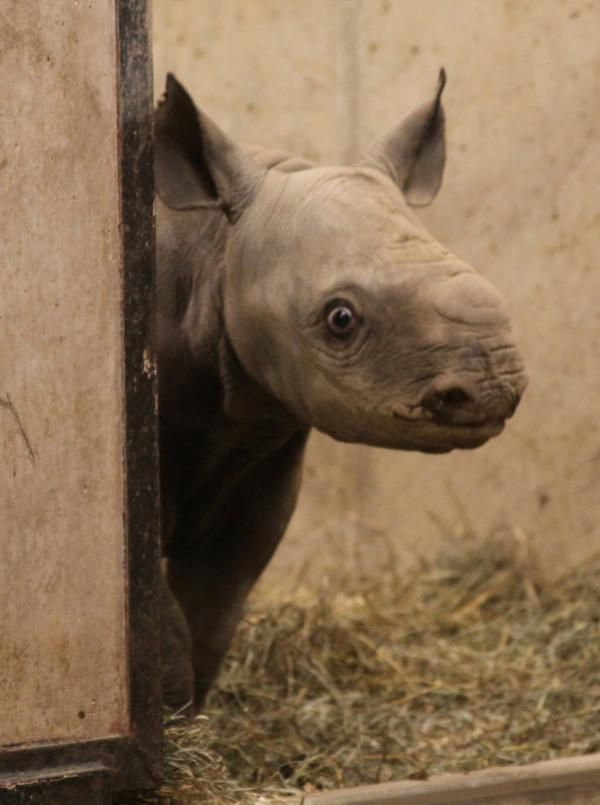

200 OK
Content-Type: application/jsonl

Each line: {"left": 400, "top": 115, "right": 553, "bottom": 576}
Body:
{"left": 153, "top": 0, "right": 600, "bottom": 586}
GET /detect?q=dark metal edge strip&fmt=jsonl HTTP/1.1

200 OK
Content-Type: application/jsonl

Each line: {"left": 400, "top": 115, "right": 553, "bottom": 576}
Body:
{"left": 114, "top": 0, "right": 162, "bottom": 792}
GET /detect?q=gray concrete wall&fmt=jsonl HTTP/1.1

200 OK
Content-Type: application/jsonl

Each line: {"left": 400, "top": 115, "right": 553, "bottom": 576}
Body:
{"left": 153, "top": 0, "right": 600, "bottom": 587}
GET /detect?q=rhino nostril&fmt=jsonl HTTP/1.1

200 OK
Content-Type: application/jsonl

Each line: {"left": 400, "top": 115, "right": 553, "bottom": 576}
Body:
{"left": 423, "top": 386, "right": 473, "bottom": 417}
{"left": 438, "top": 388, "right": 472, "bottom": 408}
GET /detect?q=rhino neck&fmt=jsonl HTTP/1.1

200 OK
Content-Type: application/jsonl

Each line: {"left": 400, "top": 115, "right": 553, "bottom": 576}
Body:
{"left": 157, "top": 207, "right": 300, "bottom": 429}
{"left": 217, "top": 334, "right": 302, "bottom": 437}
{"left": 160, "top": 331, "right": 306, "bottom": 552}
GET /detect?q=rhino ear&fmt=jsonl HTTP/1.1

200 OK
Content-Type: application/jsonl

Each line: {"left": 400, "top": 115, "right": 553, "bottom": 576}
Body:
{"left": 359, "top": 69, "right": 447, "bottom": 207}
{"left": 154, "top": 74, "right": 265, "bottom": 220}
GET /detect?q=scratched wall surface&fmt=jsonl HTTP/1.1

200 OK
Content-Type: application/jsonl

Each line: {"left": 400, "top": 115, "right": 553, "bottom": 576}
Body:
{"left": 0, "top": 2, "right": 128, "bottom": 743}
{"left": 153, "top": 0, "right": 600, "bottom": 586}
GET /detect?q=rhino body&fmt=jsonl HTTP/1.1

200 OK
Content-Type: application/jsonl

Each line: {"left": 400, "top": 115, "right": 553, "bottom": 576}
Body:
{"left": 155, "top": 73, "right": 527, "bottom": 712}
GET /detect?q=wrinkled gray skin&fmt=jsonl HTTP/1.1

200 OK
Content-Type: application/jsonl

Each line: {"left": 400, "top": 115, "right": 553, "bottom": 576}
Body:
{"left": 155, "top": 72, "right": 527, "bottom": 714}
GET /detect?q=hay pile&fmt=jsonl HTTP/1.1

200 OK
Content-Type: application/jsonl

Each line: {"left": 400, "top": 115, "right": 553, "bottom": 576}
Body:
{"left": 117, "top": 539, "right": 600, "bottom": 804}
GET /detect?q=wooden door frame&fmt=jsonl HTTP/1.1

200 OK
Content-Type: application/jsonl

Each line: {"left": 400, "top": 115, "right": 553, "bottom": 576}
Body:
{"left": 303, "top": 753, "right": 600, "bottom": 805}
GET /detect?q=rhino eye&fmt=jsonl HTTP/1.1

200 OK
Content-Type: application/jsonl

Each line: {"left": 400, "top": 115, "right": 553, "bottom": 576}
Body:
{"left": 326, "top": 303, "right": 358, "bottom": 338}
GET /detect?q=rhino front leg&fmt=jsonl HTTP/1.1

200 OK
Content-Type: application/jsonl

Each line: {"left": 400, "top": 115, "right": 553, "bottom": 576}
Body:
{"left": 166, "top": 553, "right": 251, "bottom": 712}
{"left": 167, "top": 430, "right": 308, "bottom": 712}
{"left": 160, "top": 570, "right": 194, "bottom": 714}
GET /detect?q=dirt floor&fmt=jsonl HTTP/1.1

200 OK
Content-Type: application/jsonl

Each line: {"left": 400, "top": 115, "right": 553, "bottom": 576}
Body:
{"left": 115, "top": 534, "right": 600, "bottom": 804}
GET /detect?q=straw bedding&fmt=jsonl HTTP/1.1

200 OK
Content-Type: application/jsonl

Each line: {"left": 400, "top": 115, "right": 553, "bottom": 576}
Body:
{"left": 115, "top": 537, "right": 600, "bottom": 804}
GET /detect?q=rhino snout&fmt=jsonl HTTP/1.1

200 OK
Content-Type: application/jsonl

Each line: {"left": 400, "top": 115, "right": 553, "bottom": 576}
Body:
{"left": 421, "top": 375, "right": 525, "bottom": 428}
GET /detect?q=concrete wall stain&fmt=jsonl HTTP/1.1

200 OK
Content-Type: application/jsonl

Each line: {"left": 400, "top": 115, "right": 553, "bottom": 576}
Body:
{"left": 0, "top": 394, "right": 36, "bottom": 464}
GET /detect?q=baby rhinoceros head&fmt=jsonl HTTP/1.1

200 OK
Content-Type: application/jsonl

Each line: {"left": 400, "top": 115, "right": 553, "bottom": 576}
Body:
{"left": 155, "top": 72, "right": 527, "bottom": 454}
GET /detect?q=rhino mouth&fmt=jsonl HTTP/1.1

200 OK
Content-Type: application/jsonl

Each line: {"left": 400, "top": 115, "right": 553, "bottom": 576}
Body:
{"left": 389, "top": 373, "right": 522, "bottom": 450}
{"left": 392, "top": 407, "right": 506, "bottom": 430}
{"left": 419, "top": 418, "right": 505, "bottom": 453}
{"left": 391, "top": 406, "right": 506, "bottom": 451}
{"left": 324, "top": 411, "right": 505, "bottom": 452}
{"left": 444, "top": 416, "right": 505, "bottom": 442}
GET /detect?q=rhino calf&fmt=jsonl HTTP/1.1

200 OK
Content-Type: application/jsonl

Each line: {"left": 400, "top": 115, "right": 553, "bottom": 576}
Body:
{"left": 154, "top": 71, "right": 527, "bottom": 713}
